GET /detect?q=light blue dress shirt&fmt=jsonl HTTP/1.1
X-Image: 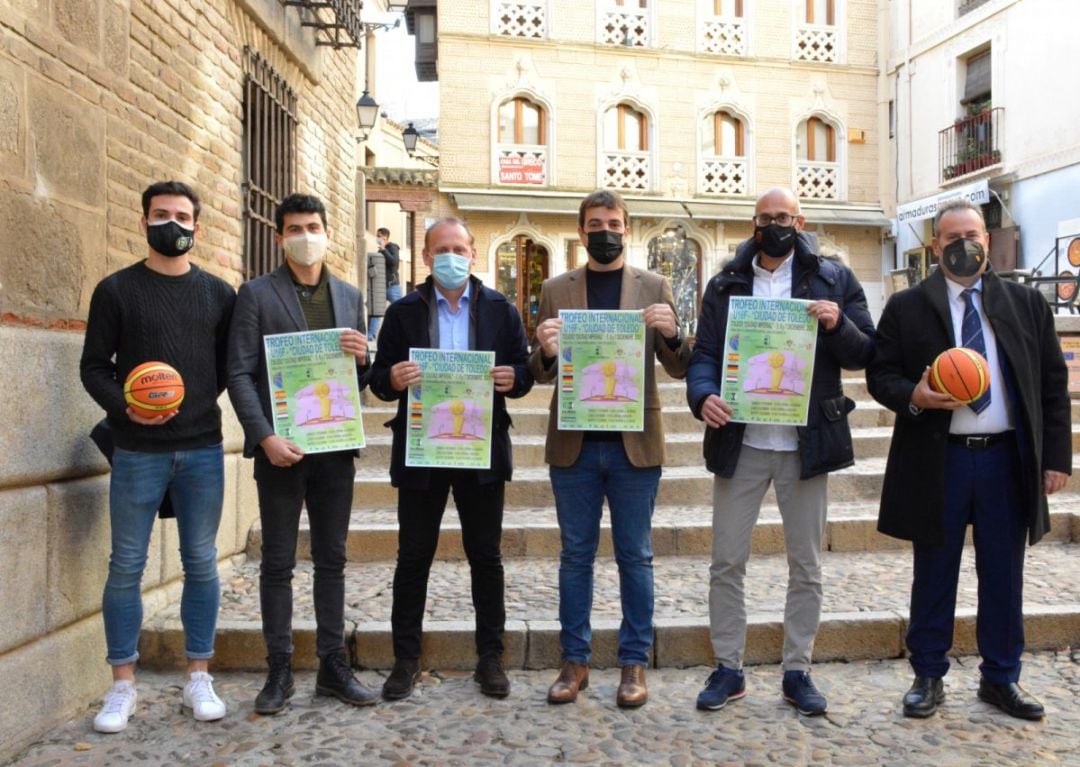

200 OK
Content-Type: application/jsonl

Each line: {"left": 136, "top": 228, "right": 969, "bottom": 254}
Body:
{"left": 434, "top": 281, "right": 471, "bottom": 351}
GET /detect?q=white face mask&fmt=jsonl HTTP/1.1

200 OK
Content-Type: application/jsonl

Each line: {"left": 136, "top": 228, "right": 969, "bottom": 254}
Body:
{"left": 283, "top": 232, "right": 328, "bottom": 267}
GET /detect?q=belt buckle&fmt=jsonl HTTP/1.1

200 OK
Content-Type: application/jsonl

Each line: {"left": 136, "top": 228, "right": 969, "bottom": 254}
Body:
{"left": 964, "top": 435, "right": 990, "bottom": 449}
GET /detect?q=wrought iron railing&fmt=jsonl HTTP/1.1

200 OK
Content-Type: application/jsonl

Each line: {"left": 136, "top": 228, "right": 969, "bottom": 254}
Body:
{"left": 939, "top": 107, "right": 1002, "bottom": 184}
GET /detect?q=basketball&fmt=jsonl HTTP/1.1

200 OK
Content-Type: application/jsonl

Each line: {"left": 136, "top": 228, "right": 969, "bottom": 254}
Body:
{"left": 930, "top": 348, "right": 989, "bottom": 403}
{"left": 124, "top": 361, "right": 185, "bottom": 419}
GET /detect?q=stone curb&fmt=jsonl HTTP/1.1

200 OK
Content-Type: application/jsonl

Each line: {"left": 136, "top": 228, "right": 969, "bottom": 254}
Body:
{"left": 138, "top": 606, "right": 1080, "bottom": 672}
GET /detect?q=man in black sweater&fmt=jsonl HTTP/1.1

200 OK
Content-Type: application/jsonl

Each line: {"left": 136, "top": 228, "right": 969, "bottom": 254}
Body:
{"left": 80, "top": 181, "right": 235, "bottom": 733}
{"left": 227, "top": 194, "right": 377, "bottom": 713}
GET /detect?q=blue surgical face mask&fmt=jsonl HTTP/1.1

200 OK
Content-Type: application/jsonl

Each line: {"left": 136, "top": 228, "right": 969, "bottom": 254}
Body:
{"left": 432, "top": 252, "right": 471, "bottom": 290}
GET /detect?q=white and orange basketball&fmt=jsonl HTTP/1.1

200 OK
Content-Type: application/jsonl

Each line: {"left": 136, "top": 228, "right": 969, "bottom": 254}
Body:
{"left": 929, "top": 347, "right": 990, "bottom": 404}
{"left": 124, "top": 361, "right": 185, "bottom": 419}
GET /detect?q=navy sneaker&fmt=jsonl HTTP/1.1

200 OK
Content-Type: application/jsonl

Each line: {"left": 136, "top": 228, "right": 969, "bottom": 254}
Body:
{"left": 696, "top": 665, "right": 746, "bottom": 711}
{"left": 782, "top": 670, "right": 827, "bottom": 716}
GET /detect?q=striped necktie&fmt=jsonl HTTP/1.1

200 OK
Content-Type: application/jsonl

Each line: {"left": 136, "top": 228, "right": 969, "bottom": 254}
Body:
{"left": 960, "top": 288, "right": 991, "bottom": 414}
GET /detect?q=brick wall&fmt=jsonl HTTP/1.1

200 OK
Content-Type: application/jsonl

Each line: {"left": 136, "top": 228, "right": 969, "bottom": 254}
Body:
{"left": 0, "top": 0, "right": 361, "bottom": 756}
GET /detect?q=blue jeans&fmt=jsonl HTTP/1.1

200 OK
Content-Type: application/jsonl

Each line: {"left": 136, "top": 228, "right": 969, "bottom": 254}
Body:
{"left": 550, "top": 441, "right": 661, "bottom": 666}
{"left": 103, "top": 444, "right": 224, "bottom": 664}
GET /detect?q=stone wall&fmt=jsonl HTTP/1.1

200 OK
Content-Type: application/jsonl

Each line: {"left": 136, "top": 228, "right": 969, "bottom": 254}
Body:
{"left": 0, "top": 0, "right": 361, "bottom": 757}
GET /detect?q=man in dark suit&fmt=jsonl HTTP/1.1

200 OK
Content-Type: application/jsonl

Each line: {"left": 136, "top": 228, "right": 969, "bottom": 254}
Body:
{"left": 228, "top": 193, "right": 377, "bottom": 714}
{"left": 367, "top": 217, "right": 533, "bottom": 700}
{"left": 867, "top": 199, "right": 1071, "bottom": 720}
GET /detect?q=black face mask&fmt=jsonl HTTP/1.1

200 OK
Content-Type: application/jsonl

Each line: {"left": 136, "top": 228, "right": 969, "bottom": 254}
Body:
{"left": 755, "top": 224, "right": 797, "bottom": 259}
{"left": 586, "top": 230, "right": 624, "bottom": 265}
{"left": 941, "top": 238, "right": 986, "bottom": 278}
{"left": 147, "top": 220, "right": 195, "bottom": 258}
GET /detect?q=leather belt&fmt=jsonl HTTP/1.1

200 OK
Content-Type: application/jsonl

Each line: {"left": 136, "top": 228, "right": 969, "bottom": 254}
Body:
{"left": 947, "top": 431, "right": 1014, "bottom": 450}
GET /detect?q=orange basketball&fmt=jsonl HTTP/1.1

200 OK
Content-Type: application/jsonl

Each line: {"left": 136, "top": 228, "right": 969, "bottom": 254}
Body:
{"left": 930, "top": 348, "right": 990, "bottom": 404}
{"left": 124, "top": 361, "right": 185, "bottom": 419}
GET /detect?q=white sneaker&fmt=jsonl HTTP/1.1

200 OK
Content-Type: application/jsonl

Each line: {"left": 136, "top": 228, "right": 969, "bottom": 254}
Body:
{"left": 183, "top": 671, "right": 226, "bottom": 721}
{"left": 93, "top": 680, "right": 137, "bottom": 733}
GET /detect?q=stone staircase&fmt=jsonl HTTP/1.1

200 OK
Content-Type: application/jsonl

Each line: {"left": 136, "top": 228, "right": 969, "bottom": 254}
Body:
{"left": 139, "top": 372, "right": 1080, "bottom": 671}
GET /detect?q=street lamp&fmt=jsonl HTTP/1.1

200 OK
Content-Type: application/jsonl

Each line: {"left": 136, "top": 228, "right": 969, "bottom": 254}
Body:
{"left": 356, "top": 90, "right": 379, "bottom": 142}
{"left": 402, "top": 122, "right": 439, "bottom": 167}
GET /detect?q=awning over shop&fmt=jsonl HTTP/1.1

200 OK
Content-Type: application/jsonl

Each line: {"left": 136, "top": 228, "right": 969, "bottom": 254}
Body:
{"left": 447, "top": 191, "right": 890, "bottom": 227}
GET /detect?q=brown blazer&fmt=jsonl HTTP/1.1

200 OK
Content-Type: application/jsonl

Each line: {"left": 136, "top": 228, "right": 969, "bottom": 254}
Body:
{"left": 528, "top": 265, "right": 691, "bottom": 468}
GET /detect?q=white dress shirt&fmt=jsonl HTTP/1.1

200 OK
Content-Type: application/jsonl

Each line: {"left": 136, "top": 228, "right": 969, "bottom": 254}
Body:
{"left": 742, "top": 252, "right": 800, "bottom": 452}
{"left": 943, "top": 276, "right": 1012, "bottom": 434}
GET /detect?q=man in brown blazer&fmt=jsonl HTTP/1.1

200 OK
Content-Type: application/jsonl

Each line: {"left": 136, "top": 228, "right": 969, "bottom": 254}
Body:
{"left": 530, "top": 189, "right": 691, "bottom": 707}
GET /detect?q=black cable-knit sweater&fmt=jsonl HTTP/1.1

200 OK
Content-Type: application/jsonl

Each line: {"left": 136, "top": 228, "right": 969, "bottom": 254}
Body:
{"left": 80, "top": 261, "right": 236, "bottom": 452}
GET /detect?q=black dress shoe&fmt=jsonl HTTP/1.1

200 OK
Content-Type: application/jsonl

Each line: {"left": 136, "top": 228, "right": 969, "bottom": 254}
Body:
{"left": 902, "top": 676, "right": 944, "bottom": 718}
{"left": 254, "top": 654, "right": 294, "bottom": 715}
{"left": 474, "top": 655, "right": 510, "bottom": 698}
{"left": 382, "top": 658, "right": 421, "bottom": 700}
{"left": 977, "top": 679, "right": 1045, "bottom": 720}
{"left": 315, "top": 653, "right": 378, "bottom": 706}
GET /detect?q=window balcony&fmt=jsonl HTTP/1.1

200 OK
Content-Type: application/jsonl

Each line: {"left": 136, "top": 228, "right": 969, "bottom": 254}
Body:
{"left": 599, "top": 8, "right": 649, "bottom": 47}
{"left": 497, "top": 145, "right": 548, "bottom": 186}
{"left": 794, "top": 24, "right": 838, "bottom": 63}
{"left": 701, "top": 17, "right": 746, "bottom": 56}
{"left": 939, "top": 107, "right": 1003, "bottom": 184}
{"left": 796, "top": 160, "right": 840, "bottom": 200}
{"left": 699, "top": 157, "right": 748, "bottom": 196}
{"left": 495, "top": 2, "right": 546, "bottom": 39}
{"left": 959, "top": 0, "right": 992, "bottom": 15}
{"left": 603, "top": 150, "right": 651, "bottom": 192}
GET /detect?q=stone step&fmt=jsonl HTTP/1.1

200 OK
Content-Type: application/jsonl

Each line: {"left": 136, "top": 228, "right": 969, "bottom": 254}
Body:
{"left": 246, "top": 501, "right": 1080, "bottom": 563}
{"left": 516, "top": 380, "right": 873, "bottom": 408}
{"left": 140, "top": 542, "right": 1080, "bottom": 671}
{"left": 349, "top": 426, "right": 919, "bottom": 467}
{"left": 358, "top": 402, "right": 899, "bottom": 441}
{"left": 350, "top": 458, "right": 1080, "bottom": 509}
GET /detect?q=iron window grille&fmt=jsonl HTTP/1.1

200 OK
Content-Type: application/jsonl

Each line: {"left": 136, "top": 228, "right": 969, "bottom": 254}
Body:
{"left": 242, "top": 48, "right": 298, "bottom": 280}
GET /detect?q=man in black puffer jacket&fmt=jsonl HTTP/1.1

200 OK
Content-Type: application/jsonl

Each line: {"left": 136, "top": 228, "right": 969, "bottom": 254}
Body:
{"left": 686, "top": 187, "right": 874, "bottom": 717}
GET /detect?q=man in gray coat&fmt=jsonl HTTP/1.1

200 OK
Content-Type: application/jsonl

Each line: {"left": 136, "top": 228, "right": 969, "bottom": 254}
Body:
{"left": 227, "top": 193, "right": 377, "bottom": 714}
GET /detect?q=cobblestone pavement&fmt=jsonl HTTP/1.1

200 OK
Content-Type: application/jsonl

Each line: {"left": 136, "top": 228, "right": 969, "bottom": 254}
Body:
{"left": 7, "top": 652, "right": 1080, "bottom": 766}
{"left": 151, "top": 542, "right": 1080, "bottom": 626}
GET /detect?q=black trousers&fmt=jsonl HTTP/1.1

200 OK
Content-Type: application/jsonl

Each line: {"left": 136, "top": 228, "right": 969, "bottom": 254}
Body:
{"left": 392, "top": 471, "right": 505, "bottom": 661}
{"left": 254, "top": 451, "right": 356, "bottom": 659}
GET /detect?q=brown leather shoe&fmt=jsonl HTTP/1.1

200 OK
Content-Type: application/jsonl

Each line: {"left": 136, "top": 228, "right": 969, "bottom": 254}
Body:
{"left": 547, "top": 661, "right": 589, "bottom": 704}
{"left": 616, "top": 664, "right": 648, "bottom": 708}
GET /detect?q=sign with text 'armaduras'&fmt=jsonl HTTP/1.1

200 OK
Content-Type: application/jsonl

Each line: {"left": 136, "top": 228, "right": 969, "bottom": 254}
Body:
{"left": 557, "top": 310, "right": 646, "bottom": 432}
{"left": 719, "top": 297, "right": 819, "bottom": 426}
{"left": 405, "top": 349, "right": 496, "bottom": 469}
{"left": 263, "top": 329, "right": 365, "bottom": 453}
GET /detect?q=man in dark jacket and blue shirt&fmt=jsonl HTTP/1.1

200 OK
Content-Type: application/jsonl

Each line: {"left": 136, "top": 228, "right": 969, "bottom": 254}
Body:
{"left": 867, "top": 199, "right": 1070, "bottom": 721}
{"left": 368, "top": 217, "right": 533, "bottom": 701}
{"left": 80, "top": 181, "right": 235, "bottom": 732}
{"left": 227, "top": 193, "right": 377, "bottom": 714}
{"left": 687, "top": 187, "right": 874, "bottom": 716}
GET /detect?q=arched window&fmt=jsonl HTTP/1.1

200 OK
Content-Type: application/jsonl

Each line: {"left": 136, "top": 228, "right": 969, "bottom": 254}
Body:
{"left": 603, "top": 103, "right": 649, "bottom": 151}
{"left": 498, "top": 97, "right": 546, "bottom": 145}
{"left": 798, "top": 116, "right": 836, "bottom": 162}
{"left": 495, "top": 95, "right": 550, "bottom": 186}
{"left": 712, "top": 0, "right": 743, "bottom": 15}
{"left": 702, "top": 110, "right": 745, "bottom": 157}
{"left": 796, "top": 115, "right": 840, "bottom": 200}
{"left": 804, "top": 0, "right": 835, "bottom": 25}
{"left": 700, "top": 109, "right": 748, "bottom": 195}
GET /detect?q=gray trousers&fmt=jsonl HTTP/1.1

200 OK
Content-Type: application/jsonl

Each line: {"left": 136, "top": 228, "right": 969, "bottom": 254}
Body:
{"left": 709, "top": 446, "right": 828, "bottom": 671}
